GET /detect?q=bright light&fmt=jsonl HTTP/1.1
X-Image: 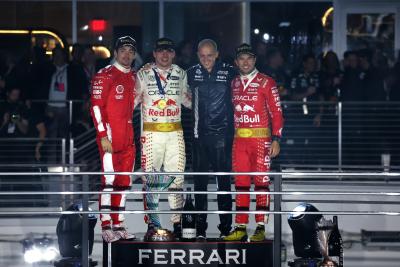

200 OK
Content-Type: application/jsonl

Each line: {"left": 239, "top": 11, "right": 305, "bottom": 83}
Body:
{"left": 24, "top": 246, "right": 59, "bottom": 263}
{"left": 254, "top": 28, "right": 260, "bottom": 35}
{"left": 322, "top": 7, "right": 334, "bottom": 27}
{"left": 43, "top": 247, "right": 58, "bottom": 262}
{"left": 279, "top": 22, "right": 291, "bottom": 27}
{"left": 81, "top": 25, "right": 89, "bottom": 31}
{"left": 290, "top": 203, "right": 307, "bottom": 219}
{"left": 98, "top": 35, "right": 103, "bottom": 42}
{"left": 24, "top": 248, "right": 42, "bottom": 263}
{"left": 263, "top": 33, "right": 270, "bottom": 41}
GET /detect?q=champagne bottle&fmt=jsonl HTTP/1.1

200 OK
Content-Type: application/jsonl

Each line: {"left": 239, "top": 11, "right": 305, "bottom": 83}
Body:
{"left": 181, "top": 188, "right": 196, "bottom": 241}
{"left": 328, "top": 216, "right": 343, "bottom": 266}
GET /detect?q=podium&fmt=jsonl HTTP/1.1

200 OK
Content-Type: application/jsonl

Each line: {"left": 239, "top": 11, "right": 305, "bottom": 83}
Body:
{"left": 103, "top": 239, "right": 273, "bottom": 267}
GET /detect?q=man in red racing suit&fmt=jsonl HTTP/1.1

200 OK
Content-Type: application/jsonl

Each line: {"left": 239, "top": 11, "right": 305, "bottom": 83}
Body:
{"left": 90, "top": 36, "right": 137, "bottom": 243}
{"left": 224, "top": 43, "right": 284, "bottom": 242}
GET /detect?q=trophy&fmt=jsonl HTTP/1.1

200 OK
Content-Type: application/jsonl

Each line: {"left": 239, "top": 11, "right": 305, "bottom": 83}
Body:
{"left": 143, "top": 171, "right": 176, "bottom": 242}
{"left": 316, "top": 218, "right": 338, "bottom": 267}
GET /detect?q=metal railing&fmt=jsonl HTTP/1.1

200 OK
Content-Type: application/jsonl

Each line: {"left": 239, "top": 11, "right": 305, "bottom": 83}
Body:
{"left": 1, "top": 170, "right": 400, "bottom": 267}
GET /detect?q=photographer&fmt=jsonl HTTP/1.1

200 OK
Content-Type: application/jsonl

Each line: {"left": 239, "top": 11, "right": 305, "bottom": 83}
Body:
{"left": 0, "top": 87, "right": 28, "bottom": 138}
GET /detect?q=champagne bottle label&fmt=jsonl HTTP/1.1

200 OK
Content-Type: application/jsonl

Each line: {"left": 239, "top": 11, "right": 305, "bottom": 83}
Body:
{"left": 182, "top": 228, "right": 196, "bottom": 239}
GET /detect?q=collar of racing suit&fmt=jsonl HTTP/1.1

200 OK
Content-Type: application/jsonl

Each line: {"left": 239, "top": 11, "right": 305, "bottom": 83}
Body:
{"left": 113, "top": 61, "right": 131, "bottom": 73}
{"left": 240, "top": 68, "right": 258, "bottom": 82}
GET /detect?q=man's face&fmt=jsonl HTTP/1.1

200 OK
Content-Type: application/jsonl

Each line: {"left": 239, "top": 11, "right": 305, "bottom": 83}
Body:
{"left": 114, "top": 46, "right": 136, "bottom": 68}
{"left": 303, "top": 58, "right": 316, "bottom": 73}
{"left": 8, "top": 88, "right": 20, "bottom": 103}
{"left": 235, "top": 53, "right": 256, "bottom": 75}
{"left": 347, "top": 54, "right": 358, "bottom": 69}
{"left": 197, "top": 44, "right": 219, "bottom": 72}
{"left": 153, "top": 49, "right": 175, "bottom": 69}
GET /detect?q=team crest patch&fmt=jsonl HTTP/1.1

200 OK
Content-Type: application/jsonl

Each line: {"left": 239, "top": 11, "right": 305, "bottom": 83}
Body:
{"left": 116, "top": 85, "right": 124, "bottom": 94}
{"left": 195, "top": 69, "right": 202, "bottom": 75}
{"left": 235, "top": 80, "right": 241, "bottom": 87}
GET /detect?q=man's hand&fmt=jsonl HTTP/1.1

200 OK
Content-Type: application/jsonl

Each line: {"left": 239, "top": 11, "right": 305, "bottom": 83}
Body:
{"left": 270, "top": 140, "right": 280, "bottom": 158}
{"left": 140, "top": 62, "right": 154, "bottom": 72}
{"left": 101, "top": 137, "right": 113, "bottom": 153}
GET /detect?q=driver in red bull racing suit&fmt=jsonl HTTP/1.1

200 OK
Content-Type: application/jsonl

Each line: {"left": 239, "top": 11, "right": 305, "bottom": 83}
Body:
{"left": 224, "top": 43, "right": 284, "bottom": 242}
{"left": 135, "top": 38, "right": 192, "bottom": 240}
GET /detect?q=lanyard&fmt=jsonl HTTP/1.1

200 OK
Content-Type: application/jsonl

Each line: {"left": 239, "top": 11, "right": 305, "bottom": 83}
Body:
{"left": 152, "top": 68, "right": 171, "bottom": 96}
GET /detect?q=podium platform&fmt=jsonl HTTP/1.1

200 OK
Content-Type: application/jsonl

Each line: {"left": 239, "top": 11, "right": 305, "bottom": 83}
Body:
{"left": 103, "top": 238, "right": 273, "bottom": 267}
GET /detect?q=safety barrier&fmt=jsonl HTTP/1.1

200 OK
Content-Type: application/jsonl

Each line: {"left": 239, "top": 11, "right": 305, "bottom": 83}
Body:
{"left": 1, "top": 171, "right": 400, "bottom": 267}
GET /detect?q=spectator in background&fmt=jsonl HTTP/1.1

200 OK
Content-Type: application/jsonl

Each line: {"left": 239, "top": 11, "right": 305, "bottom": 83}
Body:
{"left": 82, "top": 45, "right": 96, "bottom": 92}
{"left": 176, "top": 40, "right": 196, "bottom": 70}
{"left": 0, "top": 87, "right": 28, "bottom": 138}
{"left": 289, "top": 53, "right": 322, "bottom": 164}
{"left": 341, "top": 51, "right": 363, "bottom": 102}
{"left": 25, "top": 100, "right": 46, "bottom": 162}
{"left": 358, "top": 48, "right": 386, "bottom": 101}
{"left": 318, "top": 51, "right": 342, "bottom": 164}
{"left": 0, "top": 87, "right": 29, "bottom": 164}
{"left": 264, "top": 47, "right": 290, "bottom": 100}
{"left": 319, "top": 51, "right": 342, "bottom": 102}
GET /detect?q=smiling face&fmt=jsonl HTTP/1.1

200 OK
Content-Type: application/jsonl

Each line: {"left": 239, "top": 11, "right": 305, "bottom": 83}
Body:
{"left": 235, "top": 53, "right": 256, "bottom": 75}
{"left": 114, "top": 45, "right": 136, "bottom": 68}
{"left": 153, "top": 49, "right": 175, "bottom": 69}
{"left": 197, "top": 44, "right": 219, "bottom": 73}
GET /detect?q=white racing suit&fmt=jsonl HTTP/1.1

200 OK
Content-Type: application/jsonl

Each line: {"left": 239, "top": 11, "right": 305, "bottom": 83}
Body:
{"left": 135, "top": 64, "right": 191, "bottom": 226}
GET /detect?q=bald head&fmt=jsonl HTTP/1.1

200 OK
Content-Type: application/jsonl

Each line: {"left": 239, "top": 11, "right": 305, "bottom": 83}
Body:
{"left": 197, "top": 39, "right": 219, "bottom": 72}
{"left": 197, "top": 39, "right": 218, "bottom": 53}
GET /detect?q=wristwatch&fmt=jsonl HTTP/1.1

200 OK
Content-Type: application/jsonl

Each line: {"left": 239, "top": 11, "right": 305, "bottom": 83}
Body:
{"left": 272, "top": 135, "right": 281, "bottom": 144}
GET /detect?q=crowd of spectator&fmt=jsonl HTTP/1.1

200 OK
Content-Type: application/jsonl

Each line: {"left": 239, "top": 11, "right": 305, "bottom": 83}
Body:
{"left": 0, "top": 40, "right": 399, "bottom": 165}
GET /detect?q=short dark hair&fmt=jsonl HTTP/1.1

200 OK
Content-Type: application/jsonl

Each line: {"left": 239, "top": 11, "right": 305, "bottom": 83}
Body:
{"left": 343, "top": 50, "right": 357, "bottom": 59}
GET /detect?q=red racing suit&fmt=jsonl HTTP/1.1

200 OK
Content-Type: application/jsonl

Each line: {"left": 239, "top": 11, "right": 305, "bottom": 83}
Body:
{"left": 231, "top": 69, "right": 283, "bottom": 225}
{"left": 90, "top": 62, "right": 136, "bottom": 228}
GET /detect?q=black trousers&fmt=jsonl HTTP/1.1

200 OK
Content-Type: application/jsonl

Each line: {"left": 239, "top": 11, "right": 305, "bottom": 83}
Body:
{"left": 193, "top": 135, "right": 232, "bottom": 233}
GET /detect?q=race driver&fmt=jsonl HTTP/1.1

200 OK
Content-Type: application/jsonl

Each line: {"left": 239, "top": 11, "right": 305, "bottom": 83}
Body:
{"left": 90, "top": 36, "right": 137, "bottom": 243}
{"left": 135, "top": 38, "right": 191, "bottom": 240}
{"left": 224, "top": 43, "right": 284, "bottom": 242}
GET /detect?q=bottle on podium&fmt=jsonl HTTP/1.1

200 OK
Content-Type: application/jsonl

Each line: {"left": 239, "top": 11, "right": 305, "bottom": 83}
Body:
{"left": 181, "top": 187, "right": 196, "bottom": 241}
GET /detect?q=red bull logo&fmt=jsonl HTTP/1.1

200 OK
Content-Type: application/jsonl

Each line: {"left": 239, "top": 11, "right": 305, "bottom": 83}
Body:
{"left": 152, "top": 98, "right": 178, "bottom": 110}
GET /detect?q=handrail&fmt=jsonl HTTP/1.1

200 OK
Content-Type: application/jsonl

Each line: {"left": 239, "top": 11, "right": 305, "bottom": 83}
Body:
{"left": 0, "top": 171, "right": 399, "bottom": 176}
{"left": 0, "top": 210, "right": 399, "bottom": 216}
{"left": 0, "top": 190, "right": 399, "bottom": 196}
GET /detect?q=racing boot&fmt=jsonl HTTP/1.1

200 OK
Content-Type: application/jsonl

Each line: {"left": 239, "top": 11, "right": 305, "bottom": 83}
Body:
{"left": 223, "top": 225, "right": 248, "bottom": 242}
{"left": 113, "top": 225, "right": 136, "bottom": 240}
{"left": 249, "top": 224, "right": 265, "bottom": 242}
{"left": 102, "top": 226, "right": 119, "bottom": 243}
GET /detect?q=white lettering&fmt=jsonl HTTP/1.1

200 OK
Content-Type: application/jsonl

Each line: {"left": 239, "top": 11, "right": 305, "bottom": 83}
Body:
{"left": 154, "top": 249, "right": 168, "bottom": 264}
{"left": 148, "top": 108, "right": 180, "bottom": 117}
{"left": 137, "top": 249, "right": 247, "bottom": 265}
{"left": 233, "top": 95, "right": 258, "bottom": 101}
{"left": 189, "top": 250, "right": 205, "bottom": 264}
{"left": 171, "top": 249, "right": 186, "bottom": 264}
{"left": 206, "top": 250, "right": 223, "bottom": 264}
{"left": 234, "top": 114, "right": 260, "bottom": 123}
{"left": 138, "top": 249, "right": 151, "bottom": 264}
{"left": 225, "top": 249, "right": 240, "bottom": 264}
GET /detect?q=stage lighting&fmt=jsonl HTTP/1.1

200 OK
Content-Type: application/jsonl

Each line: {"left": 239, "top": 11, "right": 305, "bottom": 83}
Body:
{"left": 22, "top": 235, "right": 59, "bottom": 264}
{"left": 56, "top": 200, "right": 97, "bottom": 258}
{"left": 288, "top": 203, "right": 343, "bottom": 267}
{"left": 288, "top": 203, "right": 323, "bottom": 258}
